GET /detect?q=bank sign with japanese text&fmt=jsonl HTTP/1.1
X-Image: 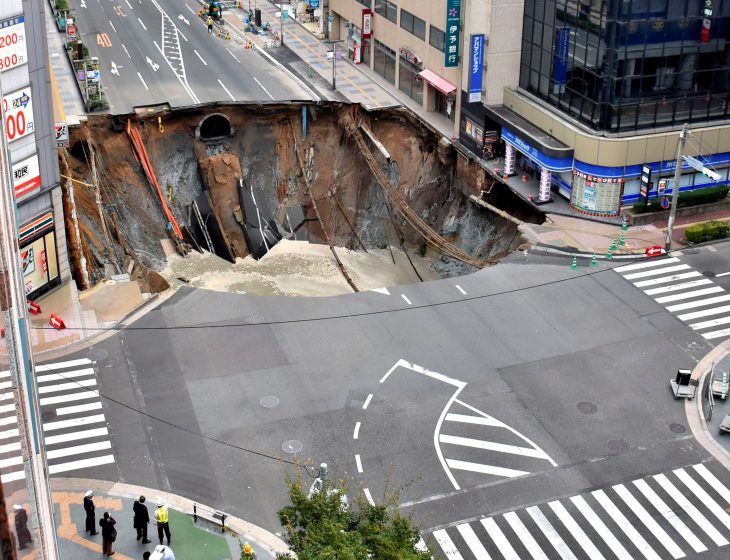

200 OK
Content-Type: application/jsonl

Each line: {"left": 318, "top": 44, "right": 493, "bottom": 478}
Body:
{"left": 0, "top": 15, "right": 27, "bottom": 72}
{"left": 2, "top": 86, "right": 34, "bottom": 142}
{"left": 445, "top": 0, "right": 461, "bottom": 67}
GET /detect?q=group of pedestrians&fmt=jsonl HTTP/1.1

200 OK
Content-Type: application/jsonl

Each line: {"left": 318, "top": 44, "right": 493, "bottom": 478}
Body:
{"left": 83, "top": 490, "right": 174, "bottom": 558}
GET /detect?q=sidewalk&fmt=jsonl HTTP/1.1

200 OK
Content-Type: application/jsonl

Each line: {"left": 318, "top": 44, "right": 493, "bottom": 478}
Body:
{"left": 49, "top": 478, "right": 288, "bottom": 560}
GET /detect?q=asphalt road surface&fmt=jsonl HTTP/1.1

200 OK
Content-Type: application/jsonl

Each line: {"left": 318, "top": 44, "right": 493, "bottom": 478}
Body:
{"left": 63, "top": 0, "right": 312, "bottom": 112}
{"left": 43, "top": 242, "right": 730, "bottom": 559}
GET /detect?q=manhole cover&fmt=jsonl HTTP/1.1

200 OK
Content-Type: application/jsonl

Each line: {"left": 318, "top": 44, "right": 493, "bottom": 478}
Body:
{"left": 607, "top": 439, "right": 630, "bottom": 453}
{"left": 260, "top": 396, "right": 280, "bottom": 408}
{"left": 669, "top": 423, "right": 686, "bottom": 434}
{"left": 703, "top": 270, "right": 716, "bottom": 277}
{"left": 87, "top": 348, "right": 108, "bottom": 361}
{"left": 282, "top": 440, "right": 303, "bottom": 454}
{"left": 243, "top": 314, "right": 265, "bottom": 324}
{"left": 577, "top": 401, "right": 598, "bottom": 414}
{"left": 41, "top": 410, "right": 57, "bottom": 421}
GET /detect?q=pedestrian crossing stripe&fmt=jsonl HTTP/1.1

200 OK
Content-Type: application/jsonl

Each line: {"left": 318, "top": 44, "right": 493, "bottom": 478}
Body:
{"left": 0, "top": 358, "right": 115, "bottom": 486}
{"left": 427, "top": 463, "right": 730, "bottom": 560}
{"left": 614, "top": 256, "right": 730, "bottom": 340}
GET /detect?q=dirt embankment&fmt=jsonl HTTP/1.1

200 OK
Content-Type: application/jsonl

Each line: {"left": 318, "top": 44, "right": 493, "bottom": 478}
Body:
{"left": 61, "top": 104, "right": 542, "bottom": 295}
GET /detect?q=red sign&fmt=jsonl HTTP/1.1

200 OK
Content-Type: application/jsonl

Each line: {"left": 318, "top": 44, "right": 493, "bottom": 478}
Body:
{"left": 67, "top": 24, "right": 77, "bottom": 38}
{"left": 362, "top": 9, "right": 372, "bottom": 39}
{"left": 645, "top": 246, "right": 664, "bottom": 257}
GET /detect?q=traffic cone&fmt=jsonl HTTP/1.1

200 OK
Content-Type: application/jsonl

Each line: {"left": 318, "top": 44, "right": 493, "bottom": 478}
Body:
{"left": 605, "top": 249, "right": 613, "bottom": 260}
{"left": 610, "top": 239, "right": 617, "bottom": 251}
{"left": 49, "top": 314, "right": 66, "bottom": 330}
{"left": 619, "top": 231, "right": 625, "bottom": 246}
{"left": 591, "top": 254, "right": 597, "bottom": 267}
{"left": 571, "top": 256, "right": 577, "bottom": 270}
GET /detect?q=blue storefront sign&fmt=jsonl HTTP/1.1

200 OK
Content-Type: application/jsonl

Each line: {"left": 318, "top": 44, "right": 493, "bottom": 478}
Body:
{"left": 445, "top": 0, "right": 461, "bottom": 68}
{"left": 501, "top": 128, "right": 573, "bottom": 172}
{"left": 468, "top": 34, "right": 484, "bottom": 103}
{"left": 554, "top": 27, "right": 570, "bottom": 85}
{"left": 309, "top": 0, "right": 319, "bottom": 8}
{"left": 575, "top": 151, "right": 730, "bottom": 178}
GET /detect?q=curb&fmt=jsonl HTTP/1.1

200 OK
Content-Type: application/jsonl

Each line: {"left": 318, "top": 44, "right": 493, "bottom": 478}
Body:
{"left": 686, "top": 339, "right": 730, "bottom": 471}
{"left": 51, "top": 478, "right": 293, "bottom": 557}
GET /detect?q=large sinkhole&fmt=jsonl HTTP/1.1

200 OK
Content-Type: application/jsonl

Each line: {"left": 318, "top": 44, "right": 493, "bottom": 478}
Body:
{"left": 198, "top": 113, "right": 233, "bottom": 141}
{"left": 69, "top": 140, "right": 91, "bottom": 163}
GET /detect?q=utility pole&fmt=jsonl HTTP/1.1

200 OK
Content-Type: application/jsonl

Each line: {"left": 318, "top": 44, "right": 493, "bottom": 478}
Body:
{"left": 324, "top": 39, "right": 344, "bottom": 90}
{"left": 665, "top": 123, "right": 689, "bottom": 252}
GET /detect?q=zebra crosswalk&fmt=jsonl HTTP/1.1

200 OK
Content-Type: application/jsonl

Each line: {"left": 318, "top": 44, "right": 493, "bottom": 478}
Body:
{"left": 614, "top": 256, "right": 730, "bottom": 340}
{"left": 428, "top": 462, "right": 730, "bottom": 560}
{"left": 0, "top": 358, "right": 115, "bottom": 490}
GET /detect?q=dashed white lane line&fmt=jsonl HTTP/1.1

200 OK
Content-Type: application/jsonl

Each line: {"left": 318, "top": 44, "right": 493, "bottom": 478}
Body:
{"left": 122, "top": 44, "right": 131, "bottom": 58}
{"left": 253, "top": 77, "right": 275, "bottom": 100}
{"left": 185, "top": 4, "right": 196, "bottom": 15}
{"left": 137, "top": 72, "right": 149, "bottom": 90}
{"left": 355, "top": 454, "right": 363, "bottom": 473}
{"left": 363, "top": 487, "right": 375, "bottom": 506}
{"left": 124, "top": 0, "right": 133, "bottom": 9}
{"left": 353, "top": 422, "right": 360, "bottom": 440}
{"left": 178, "top": 29, "right": 188, "bottom": 42}
{"left": 716, "top": 271, "right": 730, "bottom": 277}
{"left": 109, "top": 20, "right": 117, "bottom": 32}
{"left": 401, "top": 294, "right": 412, "bottom": 305}
{"left": 137, "top": 17, "right": 147, "bottom": 30}
{"left": 455, "top": 285, "right": 467, "bottom": 295}
{"left": 193, "top": 49, "right": 207, "bottom": 66}
{"left": 362, "top": 394, "right": 373, "bottom": 409}
{"left": 217, "top": 79, "right": 236, "bottom": 101}
{"left": 226, "top": 47, "right": 240, "bottom": 63}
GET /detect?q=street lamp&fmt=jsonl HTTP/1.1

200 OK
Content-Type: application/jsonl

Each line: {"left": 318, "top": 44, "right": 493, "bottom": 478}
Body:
{"left": 323, "top": 39, "right": 344, "bottom": 90}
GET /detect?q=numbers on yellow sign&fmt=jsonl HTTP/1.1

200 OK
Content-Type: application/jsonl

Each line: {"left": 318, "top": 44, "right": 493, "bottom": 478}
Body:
{"left": 97, "top": 33, "right": 112, "bottom": 48}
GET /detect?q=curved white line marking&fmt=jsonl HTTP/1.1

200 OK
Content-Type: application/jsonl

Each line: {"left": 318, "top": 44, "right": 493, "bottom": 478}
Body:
{"left": 434, "top": 385, "right": 466, "bottom": 490}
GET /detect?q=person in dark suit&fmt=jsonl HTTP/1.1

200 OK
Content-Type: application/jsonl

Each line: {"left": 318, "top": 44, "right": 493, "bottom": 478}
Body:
{"left": 99, "top": 512, "right": 117, "bottom": 556}
{"left": 84, "top": 490, "right": 98, "bottom": 535}
{"left": 13, "top": 505, "right": 32, "bottom": 550}
{"left": 133, "top": 495, "right": 151, "bottom": 543}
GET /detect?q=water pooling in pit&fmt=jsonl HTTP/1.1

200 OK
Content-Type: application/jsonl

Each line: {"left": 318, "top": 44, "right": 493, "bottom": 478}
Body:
{"left": 60, "top": 103, "right": 544, "bottom": 297}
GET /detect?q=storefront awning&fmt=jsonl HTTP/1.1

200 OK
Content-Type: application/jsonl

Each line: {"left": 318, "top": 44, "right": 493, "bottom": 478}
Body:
{"left": 485, "top": 105, "right": 573, "bottom": 160}
{"left": 418, "top": 70, "right": 456, "bottom": 95}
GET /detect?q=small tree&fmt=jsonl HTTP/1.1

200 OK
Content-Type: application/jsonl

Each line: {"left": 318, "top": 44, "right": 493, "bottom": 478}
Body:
{"left": 276, "top": 469, "right": 431, "bottom": 560}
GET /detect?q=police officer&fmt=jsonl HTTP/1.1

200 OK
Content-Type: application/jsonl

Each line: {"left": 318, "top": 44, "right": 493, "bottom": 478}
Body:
{"left": 84, "top": 490, "right": 98, "bottom": 535}
{"left": 154, "top": 498, "right": 171, "bottom": 546}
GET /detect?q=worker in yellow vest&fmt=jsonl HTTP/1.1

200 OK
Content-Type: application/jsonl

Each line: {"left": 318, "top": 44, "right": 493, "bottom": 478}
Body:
{"left": 154, "top": 498, "right": 171, "bottom": 546}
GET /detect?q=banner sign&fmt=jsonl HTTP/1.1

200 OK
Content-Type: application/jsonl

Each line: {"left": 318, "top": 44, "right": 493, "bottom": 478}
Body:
{"left": 2, "top": 86, "right": 34, "bottom": 143}
{"left": 468, "top": 34, "right": 484, "bottom": 102}
{"left": 501, "top": 128, "right": 574, "bottom": 172}
{"left": 55, "top": 122, "right": 69, "bottom": 148}
{"left": 362, "top": 9, "right": 372, "bottom": 38}
{"left": 554, "top": 27, "right": 570, "bottom": 85}
{"left": 12, "top": 154, "right": 40, "bottom": 198}
{"left": 0, "top": 14, "right": 27, "bottom": 72}
{"left": 445, "top": 0, "right": 461, "bottom": 67}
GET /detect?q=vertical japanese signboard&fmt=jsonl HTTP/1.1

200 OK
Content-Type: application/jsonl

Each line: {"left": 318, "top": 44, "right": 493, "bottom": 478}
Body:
{"left": 0, "top": 14, "right": 27, "bottom": 72}
{"left": 362, "top": 9, "right": 372, "bottom": 39}
{"left": 445, "top": 0, "right": 461, "bottom": 68}
{"left": 468, "top": 34, "right": 484, "bottom": 102}
{"left": 2, "top": 86, "right": 34, "bottom": 142}
{"left": 12, "top": 154, "right": 40, "bottom": 198}
{"left": 553, "top": 27, "right": 569, "bottom": 92}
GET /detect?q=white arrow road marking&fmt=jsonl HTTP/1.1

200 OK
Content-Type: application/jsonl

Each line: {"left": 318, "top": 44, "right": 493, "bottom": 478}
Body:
{"left": 110, "top": 61, "right": 121, "bottom": 75}
{"left": 178, "top": 14, "right": 189, "bottom": 25}
{"left": 80, "top": 0, "right": 87, "bottom": 8}
{"left": 146, "top": 56, "right": 159, "bottom": 71}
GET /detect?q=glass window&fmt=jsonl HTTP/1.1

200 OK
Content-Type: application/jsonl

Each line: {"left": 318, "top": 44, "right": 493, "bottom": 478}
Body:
{"left": 374, "top": 40, "right": 396, "bottom": 84}
{"left": 375, "top": 0, "right": 397, "bottom": 23}
{"left": 429, "top": 25, "right": 445, "bottom": 51}
{"left": 356, "top": 0, "right": 371, "bottom": 5}
{"left": 399, "top": 56, "right": 423, "bottom": 105}
{"left": 400, "top": 10, "right": 425, "bottom": 40}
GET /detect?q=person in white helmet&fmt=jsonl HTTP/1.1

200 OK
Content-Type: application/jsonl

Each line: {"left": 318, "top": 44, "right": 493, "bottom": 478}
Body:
{"left": 150, "top": 544, "right": 175, "bottom": 560}
{"left": 154, "top": 498, "right": 171, "bottom": 546}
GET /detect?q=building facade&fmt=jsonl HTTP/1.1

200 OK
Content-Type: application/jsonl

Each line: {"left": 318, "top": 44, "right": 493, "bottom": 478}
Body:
{"left": 1, "top": 0, "right": 69, "bottom": 299}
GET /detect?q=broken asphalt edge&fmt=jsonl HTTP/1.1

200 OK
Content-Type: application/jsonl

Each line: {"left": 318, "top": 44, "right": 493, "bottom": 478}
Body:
{"left": 50, "top": 477, "right": 294, "bottom": 558}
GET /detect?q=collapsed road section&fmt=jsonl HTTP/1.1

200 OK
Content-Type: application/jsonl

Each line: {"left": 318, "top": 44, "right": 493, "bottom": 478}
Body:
{"left": 59, "top": 103, "right": 544, "bottom": 296}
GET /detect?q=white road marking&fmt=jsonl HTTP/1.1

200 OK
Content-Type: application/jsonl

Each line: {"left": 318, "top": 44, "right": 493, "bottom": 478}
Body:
{"left": 138, "top": 17, "right": 147, "bottom": 30}
{"left": 0, "top": 404, "right": 15, "bottom": 414}
{"left": 38, "top": 379, "right": 96, "bottom": 394}
{"left": 178, "top": 14, "right": 190, "bottom": 25}
{"left": 0, "top": 371, "right": 9, "bottom": 378}
{"left": 253, "top": 77, "right": 275, "bottom": 100}
{"left": 549, "top": 501, "right": 606, "bottom": 560}
{"left": 633, "top": 478, "right": 706, "bottom": 553}
{"left": 193, "top": 49, "right": 207, "bottom": 65}
{"left": 624, "top": 264, "right": 691, "bottom": 280}
{"left": 439, "top": 434, "right": 551, "bottom": 459}
{"left": 592, "top": 489, "right": 661, "bottom": 560}
{"left": 667, "top": 294, "right": 730, "bottom": 312}
{"left": 185, "top": 4, "right": 196, "bottom": 15}
{"left": 716, "top": 271, "right": 730, "bottom": 277}
{"left": 433, "top": 529, "right": 464, "bottom": 560}
{"left": 48, "top": 454, "right": 115, "bottom": 474}
{"left": 57, "top": 402, "right": 103, "bottom": 415}
{"left": 0, "top": 456, "right": 23, "bottom": 469}
{"left": 46, "top": 441, "right": 112, "bottom": 460}
{"left": 109, "top": 20, "right": 117, "bottom": 32}
{"left": 226, "top": 48, "right": 240, "bottom": 63}
{"left": 707, "top": 246, "right": 718, "bottom": 252}
{"left": 217, "top": 79, "right": 236, "bottom": 101}
{"left": 644, "top": 279, "right": 713, "bottom": 295}
{"left": 456, "top": 523, "right": 491, "bottom": 559}
{"left": 633, "top": 271, "right": 702, "bottom": 287}
{"left": 137, "top": 72, "right": 149, "bottom": 90}
{"left": 43, "top": 414, "right": 106, "bottom": 432}
{"left": 0, "top": 381, "right": 13, "bottom": 390}
{"left": 0, "top": 416, "right": 17, "bottom": 427}
{"left": 0, "top": 442, "right": 21, "bottom": 454}
{"left": 481, "top": 517, "right": 520, "bottom": 560}
{"left": 655, "top": 286, "right": 724, "bottom": 303}
{"left": 654, "top": 473, "right": 728, "bottom": 546}
{"left": 615, "top": 257, "right": 680, "bottom": 272}
{"left": 678, "top": 304, "right": 730, "bottom": 321}
{"left": 1, "top": 471, "right": 25, "bottom": 483}
{"left": 37, "top": 368, "right": 95, "bottom": 383}
{"left": 353, "top": 422, "right": 360, "bottom": 440}
{"left": 571, "top": 495, "right": 632, "bottom": 559}
{"left": 110, "top": 61, "right": 121, "bottom": 75}
{"left": 702, "top": 327, "right": 730, "bottom": 339}
{"left": 371, "top": 287, "right": 390, "bottom": 295}
{"left": 690, "top": 314, "right": 730, "bottom": 330}
{"left": 674, "top": 469, "right": 730, "bottom": 532}
{"left": 455, "top": 285, "right": 467, "bottom": 295}
{"left": 40, "top": 390, "right": 99, "bottom": 406}
{"left": 0, "top": 429, "right": 20, "bottom": 440}
{"left": 362, "top": 394, "right": 373, "bottom": 409}
{"left": 504, "top": 511, "right": 548, "bottom": 559}
{"left": 363, "top": 488, "right": 375, "bottom": 506}
{"left": 401, "top": 294, "right": 412, "bottom": 305}
{"left": 446, "top": 458, "right": 528, "bottom": 477}
{"left": 45, "top": 427, "right": 109, "bottom": 446}
{"left": 444, "top": 412, "right": 505, "bottom": 427}
{"left": 177, "top": 29, "right": 188, "bottom": 42}
{"left": 122, "top": 44, "right": 131, "bottom": 58}
{"left": 355, "top": 454, "right": 362, "bottom": 473}
{"left": 0, "top": 392, "right": 13, "bottom": 402}
{"left": 526, "top": 506, "right": 578, "bottom": 560}
{"left": 693, "top": 463, "right": 730, "bottom": 503}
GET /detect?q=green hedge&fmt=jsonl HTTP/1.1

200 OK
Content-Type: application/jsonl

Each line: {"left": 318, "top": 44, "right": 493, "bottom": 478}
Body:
{"left": 633, "top": 185, "right": 729, "bottom": 214}
{"left": 55, "top": 0, "right": 69, "bottom": 12}
{"left": 685, "top": 220, "right": 730, "bottom": 243}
